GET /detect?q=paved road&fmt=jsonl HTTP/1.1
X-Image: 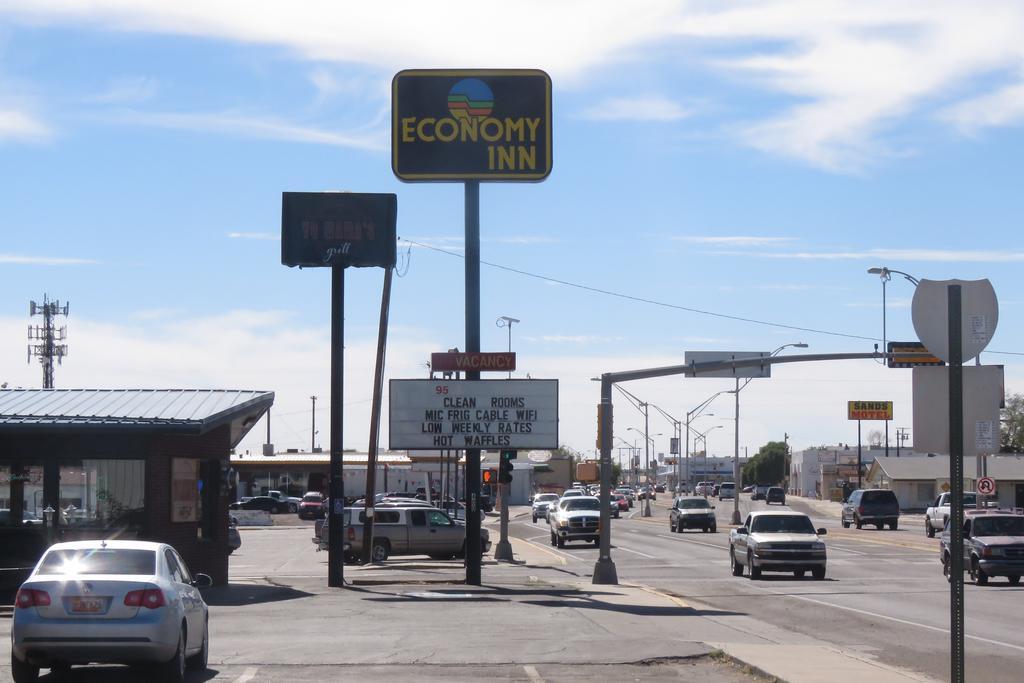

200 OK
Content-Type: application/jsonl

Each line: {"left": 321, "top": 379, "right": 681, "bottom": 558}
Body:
{"left": 510, "top": 496, "right": 1023, "bottom": 682}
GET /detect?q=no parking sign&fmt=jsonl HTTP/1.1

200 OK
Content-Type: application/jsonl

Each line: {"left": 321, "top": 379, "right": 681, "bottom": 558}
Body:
{"left": 978, "top": 477, "right": 996, "bottom": 496}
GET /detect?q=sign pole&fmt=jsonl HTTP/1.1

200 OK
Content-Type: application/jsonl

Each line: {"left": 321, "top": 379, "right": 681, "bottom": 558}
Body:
{"left": 360, "top": 267, "right": 394, "bottom": 564}
{"left": 948, "top": 285, "right": 965, "bottom": 683}
{"left": 328, "top": 265, "right": 345, "bottom": 588}
{"left": 857, "top": 420, "right": 862, "bottom": 489}
{"left": 592, "top": 376, "right": 618, "bottom": 584}
{"left": 464, "top": 180, "right": 482, "bottom": 585}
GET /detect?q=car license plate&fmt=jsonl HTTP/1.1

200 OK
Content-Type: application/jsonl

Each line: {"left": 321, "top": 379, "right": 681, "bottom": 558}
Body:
{"left": 69, "top": 597, "right": 107, "bottom": 613}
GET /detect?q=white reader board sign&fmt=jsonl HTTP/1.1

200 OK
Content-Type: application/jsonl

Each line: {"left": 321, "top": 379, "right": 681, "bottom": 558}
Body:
{"left": 389, "top": 379, "right": 558, "bottom": 450}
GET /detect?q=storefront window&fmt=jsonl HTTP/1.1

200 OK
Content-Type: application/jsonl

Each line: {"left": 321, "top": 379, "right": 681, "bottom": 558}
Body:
{"left": 0, "top": 464, "right": 45, "bottom": 527}
{"left": 59, "top": 460, "right": 145, "bottom": 531}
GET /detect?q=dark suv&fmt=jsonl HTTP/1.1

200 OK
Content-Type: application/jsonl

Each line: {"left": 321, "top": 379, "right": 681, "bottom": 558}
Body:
{"left": 765, "top": 487, "right": 786, "bottom": 505}
{"left": 842, "top": 489, "right": 899, "bottom": 530}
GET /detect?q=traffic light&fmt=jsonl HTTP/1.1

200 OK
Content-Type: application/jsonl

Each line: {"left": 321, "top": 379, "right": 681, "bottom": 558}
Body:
{"left": 499, "top": 449, "right": 517, "bottom": 484}
{"left": 482, "top": 469, "right": 496, "bottom": 485}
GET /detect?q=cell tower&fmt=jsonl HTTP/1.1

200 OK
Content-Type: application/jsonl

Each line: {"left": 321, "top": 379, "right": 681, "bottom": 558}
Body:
{"left": 28, "top": 295, "right": 69, "bottom": 389}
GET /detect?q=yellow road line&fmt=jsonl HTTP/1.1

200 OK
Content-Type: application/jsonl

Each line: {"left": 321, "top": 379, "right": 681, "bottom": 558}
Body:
{"left": 623, "top": 581, "right": 691, "bottom": 609}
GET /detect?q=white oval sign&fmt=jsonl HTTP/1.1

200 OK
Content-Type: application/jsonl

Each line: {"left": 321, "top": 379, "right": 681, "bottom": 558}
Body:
{"left": 911, "top": 279, "right": 998, "bottom": 364}
{"left": 527, "top": 450, "right": 552, "bottom": 463}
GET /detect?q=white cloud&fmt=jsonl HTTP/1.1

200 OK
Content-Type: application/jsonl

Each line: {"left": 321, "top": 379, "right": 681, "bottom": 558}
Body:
{"left": 0, "top": 108, "right": 51, "bottom": 142}
{"left": 941, "top": 80, "right": 1024, "bottom": 134}
{"left": 228, "top": 232, "right": 278, "bottom": 241}
{"left": 5, "top": 1, "right": 1024, "bottom": 169}
{"left": 721, "top": 248, "right": 1024, "bottom": 263}
{"left": 86, "top": 76, "right": 158, "bottom": 104}
{"left": 675, "top": 236, "right": 796, "bottom": 247}
{"left": 0, "top": 253, "right": 95, "bottom": 265}
{"left": 580, "top": 96, "right": 690, "bottom": 122}
{"left": 101, "top": 110, "right": 386, "bottom": 150}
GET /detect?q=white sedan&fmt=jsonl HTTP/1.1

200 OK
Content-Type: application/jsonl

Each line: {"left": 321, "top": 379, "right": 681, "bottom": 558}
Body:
{"left": 11, "top": 539, "right": 211, "bottom": 682}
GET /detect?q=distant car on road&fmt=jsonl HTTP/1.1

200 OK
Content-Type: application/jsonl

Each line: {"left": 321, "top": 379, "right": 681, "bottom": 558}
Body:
{"left": 612, "top": 493, "right": 630, "bottom": 513}
{"left": 841, "top": 489, "right": 900, "bottom": 530}
{"left": 11, "top": 540, "right": 212, "bottom": 682}
{"left": 654, "top": 484, "right": 665, "bottom": 493}
{"left": 925, "top": 491, "right": 977, "bottom": 538}
{"left": 670, "top": 496, "right": 717, "bottom": 533}
{"left": 941, "top": 511, "right": 1024, "bottom": 585}
{"left": 531, "top": 493, "right": 560, "bottom": 523}
{"left": 549, "top": 496, "right": 601, "bottom": 548}
{"left": 615, "top": 487, "right": 635, "bottom": 507}
{"left": 718, "top": 482, "right": 736, "bottom": 500}
{"left": 766, "top": 487, "right": 786, "bottom": 505}
{"left": 729, "top": 510, "right": 827, "bottom": 580}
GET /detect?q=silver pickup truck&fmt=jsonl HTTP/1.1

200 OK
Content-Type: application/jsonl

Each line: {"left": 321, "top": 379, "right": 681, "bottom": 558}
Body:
{"left": 314, "top": 506, "right": 491, "bottom": 563}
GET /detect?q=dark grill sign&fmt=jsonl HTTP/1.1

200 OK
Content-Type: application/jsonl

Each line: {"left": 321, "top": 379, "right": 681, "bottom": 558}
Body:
{"left": 392, "top": 69, "right": 552, "bottom": 182}
{"left": 281, "top": 192, "right": 397, "bottom": 268}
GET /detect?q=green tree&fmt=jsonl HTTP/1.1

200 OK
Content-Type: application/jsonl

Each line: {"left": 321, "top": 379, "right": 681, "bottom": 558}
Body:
{"left": 742, "top": 441, "right": 788, "bottom": 485}
{"left": 1001, "top": 393, "right": 1024, "bottom": 453}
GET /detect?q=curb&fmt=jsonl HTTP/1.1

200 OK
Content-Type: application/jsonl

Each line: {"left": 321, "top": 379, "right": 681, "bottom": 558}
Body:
{"left": 710, "top": 649, "right": 785, "bottom": 683}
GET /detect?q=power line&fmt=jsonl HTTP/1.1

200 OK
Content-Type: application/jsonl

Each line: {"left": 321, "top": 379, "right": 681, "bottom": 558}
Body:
{"left": 400, "top": 238, "right": 1023, "bottom": 357}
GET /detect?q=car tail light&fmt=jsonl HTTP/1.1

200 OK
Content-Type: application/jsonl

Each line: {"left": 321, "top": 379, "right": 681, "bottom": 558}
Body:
{"left": 124, "top": 588, "right": 166, "bottom": 609}
{"left": 347, "top": 527, "right": 355, "bottom": 541}
{"left": 15, "top": 588, "right": 51, "bottom": 609}
{"left": 858, "top": 506, "right": 864, "bottom": 515}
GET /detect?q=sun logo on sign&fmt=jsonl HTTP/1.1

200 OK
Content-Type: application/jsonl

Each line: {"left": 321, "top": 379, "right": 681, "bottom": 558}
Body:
{"left": 447, "top": 78, "right": 494, "bottom": 120}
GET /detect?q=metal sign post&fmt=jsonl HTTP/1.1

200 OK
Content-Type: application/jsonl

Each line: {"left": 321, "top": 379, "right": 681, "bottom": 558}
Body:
{"left": 948, "top": 285, "right": 965, "bottom": 683}
{"left": 281, "top": 192, "right": 397, "bottom": 589}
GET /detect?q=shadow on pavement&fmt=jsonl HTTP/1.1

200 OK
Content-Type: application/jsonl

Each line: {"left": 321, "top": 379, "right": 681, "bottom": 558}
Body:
{"left": 200, "top": 582, "right": 314, "bottom": 606}
{"left": 34, "top": 666, "right": 221, "bottom": 682}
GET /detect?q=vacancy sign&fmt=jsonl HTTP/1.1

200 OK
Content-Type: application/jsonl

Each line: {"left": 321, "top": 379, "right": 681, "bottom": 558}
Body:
{"left": 389, "top": 379, "right": 558, "bottom": 450}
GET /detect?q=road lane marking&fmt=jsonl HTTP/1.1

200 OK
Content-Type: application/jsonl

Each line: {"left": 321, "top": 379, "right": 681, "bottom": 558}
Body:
{"left": 523, "top": 664, "right": 545, "bottom": 682}
{"left": 232, "top": 667, "right": 259, "bottom": 683}
{"left": 748, "top": 584, "right": 1024, "bottom": 654}
{"left": 615, "top": 545, "right": 658, "bottom": 559}
{"left": 519, "top": 537, "right": 580, "bottom": 563}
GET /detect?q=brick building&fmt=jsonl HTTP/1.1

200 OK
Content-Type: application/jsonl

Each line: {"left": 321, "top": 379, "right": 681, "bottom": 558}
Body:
{"left": 0, "top": 389, "right": 273, "bottom": 586}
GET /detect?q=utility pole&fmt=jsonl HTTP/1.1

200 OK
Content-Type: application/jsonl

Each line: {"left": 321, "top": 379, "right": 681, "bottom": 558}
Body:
{"left": 28, "top": 295, "right": 69, "bottom": 389}
{"left": 310, "top": 396, "right": 317, "bottom": 451}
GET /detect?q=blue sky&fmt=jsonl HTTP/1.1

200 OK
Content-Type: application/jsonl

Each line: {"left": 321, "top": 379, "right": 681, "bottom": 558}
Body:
{"left": 2, "top": 2, "right": 1023, "bottom": 460}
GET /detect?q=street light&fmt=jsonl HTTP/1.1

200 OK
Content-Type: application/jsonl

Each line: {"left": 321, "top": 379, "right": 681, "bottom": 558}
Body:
{"left": 694, "top": 425, "right": 722, "bottom": 495}
{"left": 867, "top": 267, "right": 919, "bottom": 364}
{"left": 495, "top": 316, "right": 520, "bottom": 379}
{"left": 685, "top": 391, "right": 726, "bottom": 492}
{"left": 627, "top": 426, "right": 662, "bottom": 515}
{"left": 727, "top": 342, "right": 808, "bottom": 523}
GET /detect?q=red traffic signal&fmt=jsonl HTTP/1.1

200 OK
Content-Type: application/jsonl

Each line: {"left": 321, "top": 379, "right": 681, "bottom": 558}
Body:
{"left": 482, "top": 469, "right": 496, "bottom": 484}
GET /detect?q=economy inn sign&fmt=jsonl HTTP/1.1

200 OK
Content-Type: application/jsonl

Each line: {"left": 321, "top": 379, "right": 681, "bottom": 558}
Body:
{"left": 392, "top": 69, "right": 552, "bottom": 181}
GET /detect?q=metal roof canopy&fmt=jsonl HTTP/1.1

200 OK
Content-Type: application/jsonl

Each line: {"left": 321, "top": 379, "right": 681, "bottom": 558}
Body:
{"left": 0, "top": 389, "right": 274, "bottom": 447}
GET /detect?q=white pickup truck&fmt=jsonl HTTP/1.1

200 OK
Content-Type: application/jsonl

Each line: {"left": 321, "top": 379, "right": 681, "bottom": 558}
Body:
{"left": 924, "top": 491, "right": 977, "bottom": 538}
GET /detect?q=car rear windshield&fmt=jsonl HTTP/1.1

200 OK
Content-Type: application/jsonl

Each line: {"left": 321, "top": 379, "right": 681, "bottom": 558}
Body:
{"left": 38, "top": 548, "right": 156, "bottom": 575}
{"left": 863, "top": 490, "right": 897, "bottom": 503}
{"left": 302, "top": 494, "right": 322, "bottom": 501}
{"left": 973, "top": 516, "right": 1024, "bottom": 536}
{"left": 536, "top": 494, "right": 558, "bottom": 502}
{"left": 750, "top": 515, "right": 816, "bottom": 534}
{"left": 564, "top": 499, "right": 600, "bottom": 511}
{"left": 678, "top": 499, "right": 710, "bottom": 509}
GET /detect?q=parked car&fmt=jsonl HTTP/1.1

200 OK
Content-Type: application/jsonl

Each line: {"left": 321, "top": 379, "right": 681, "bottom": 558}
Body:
{"left": 549, "top": 496, "right": 601, "bottom": 547}
{"left": 718, "top": 482, "right": 736, "bottom": 500}
{"left": 766, "top": 487, "right": 786, "bottom": 505}
{"left": 941, "top": 511, "right": 1024, "bottom": 585}
{"left": 729, "top": 510, "right": 828, "bottom": 580}
{"left": 841, "top": 489, "right": 900, "bottom": 530}
{"left": 531, "top": 493, "right": 560, "bottom": 523}
{"left": 266, "top": 490, "right": 302, "bottom": 513}
{"left": 316, "top": 506, "right": 490, "bottom": 562}
{"left": 229, "top": 496, "right": 287, "bottom": 514}
{"left": 11, "top": 540, "right": 212, "bottom": 682}
{"left": 925, "top": 491, "right": 977, "bottom": 538}
{"left": 298, "top": 492, "right": 326, "bottom": 520}
{"left": 670, "top": 496, "right": 717, "bottom": 533}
